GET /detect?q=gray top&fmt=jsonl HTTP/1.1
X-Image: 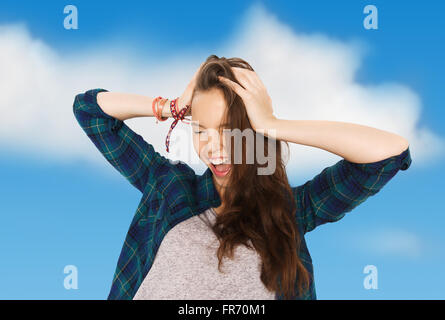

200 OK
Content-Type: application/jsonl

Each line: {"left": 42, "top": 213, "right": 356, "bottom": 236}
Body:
{"left": 133, "top": 208, "right": 276, "bottom": 300}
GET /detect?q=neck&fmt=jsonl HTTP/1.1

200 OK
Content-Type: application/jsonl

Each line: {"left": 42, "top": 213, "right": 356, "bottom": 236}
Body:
{"left": 212, "top": 174, "right": 232, "bottom": 215}
{"left": 212, "top": 204, "right": 225, "bottom": 215}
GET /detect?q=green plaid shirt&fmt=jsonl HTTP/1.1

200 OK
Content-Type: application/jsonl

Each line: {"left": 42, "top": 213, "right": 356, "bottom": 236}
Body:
{"left": 73, "top": 88, "right": 412, "bottom": 300}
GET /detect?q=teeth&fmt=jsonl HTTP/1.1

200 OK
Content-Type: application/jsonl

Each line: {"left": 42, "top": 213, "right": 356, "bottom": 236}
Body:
{"left": 210, "top": 158, "right": 229, "bottom": 165}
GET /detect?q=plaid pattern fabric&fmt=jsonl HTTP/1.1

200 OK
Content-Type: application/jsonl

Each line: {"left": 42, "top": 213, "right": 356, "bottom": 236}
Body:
{"left": 293, "top": 146, "right": 412, "bottom": 234}
{"left": 73, "top": 88, "right": 412, "bottom": 300}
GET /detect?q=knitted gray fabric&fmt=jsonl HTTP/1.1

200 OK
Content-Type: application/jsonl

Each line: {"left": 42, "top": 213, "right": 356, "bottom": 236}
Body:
{"left": 133, "top": 208, "right": 276, "bottom": 300}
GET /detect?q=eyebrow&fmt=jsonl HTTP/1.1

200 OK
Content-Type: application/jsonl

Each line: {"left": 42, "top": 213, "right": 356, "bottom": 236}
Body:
{"left": 191, "top": 122, "right": 230, "bottom": 129}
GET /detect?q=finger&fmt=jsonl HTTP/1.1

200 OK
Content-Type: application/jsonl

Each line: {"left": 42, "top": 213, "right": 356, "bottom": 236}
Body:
{"left": 218, "top": 76, "right": 247, "bottom": 98}
{"left": 232, "top": 67, "right": 260, "bottom": 91}
{"left": 191, "top": 62, "right": 205, "bottom": 82}
{"left": 192, "top": 63, "right": 202, "bottom": 80}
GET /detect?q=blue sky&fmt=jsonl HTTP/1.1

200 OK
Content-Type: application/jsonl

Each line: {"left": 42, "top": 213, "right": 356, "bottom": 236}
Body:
{"left": 0, "top": 0, "right": 444, "bottom": 299}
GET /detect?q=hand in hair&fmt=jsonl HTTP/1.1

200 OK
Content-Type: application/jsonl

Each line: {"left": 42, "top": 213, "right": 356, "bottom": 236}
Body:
{"left": 218, "top": 67, "right": 277, "bottom": 132}
{"left": 178, "top": 62, "right": 205, "bottom": 117}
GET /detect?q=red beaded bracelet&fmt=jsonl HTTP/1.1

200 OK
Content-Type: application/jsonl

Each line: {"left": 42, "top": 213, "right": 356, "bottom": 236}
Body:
{"left": 152, "top": 95, "right": 191, "bottom": 152}
{"left": 165, "top": 98, "right": 191, "bottom": 153}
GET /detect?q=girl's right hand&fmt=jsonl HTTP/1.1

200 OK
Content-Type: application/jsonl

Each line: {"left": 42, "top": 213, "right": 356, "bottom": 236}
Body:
{"left": 177, "top": 62, "right": 205, "bottom": 117}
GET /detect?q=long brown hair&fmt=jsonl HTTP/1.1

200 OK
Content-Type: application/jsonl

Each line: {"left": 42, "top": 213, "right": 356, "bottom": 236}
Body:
{"left": 191, "top": 54, "right": 311, "bottom": 299}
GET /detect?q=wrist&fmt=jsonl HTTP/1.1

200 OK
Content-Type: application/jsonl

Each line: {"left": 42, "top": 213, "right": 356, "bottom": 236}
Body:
{"left": 177, "top": 97, "right": 191, "bottom": 117}
{"left": 263, "top": 116, "right": 279, "bottom": 130}
{"left": 159, "top": 98, "right": 191, "bottom": 118}
{"left": 161, "top": 99, "right": 172, "bottom": 118}
{"left": 260, "top": 116, "right": 280, "bottom": 139}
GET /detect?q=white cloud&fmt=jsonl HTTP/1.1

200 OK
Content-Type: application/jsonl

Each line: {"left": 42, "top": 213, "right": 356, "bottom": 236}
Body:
{"left": 352, "top": 227, "right": 424, "bottom": 260}
{"left": 0, "top": 3, "right": 443, "bottom": 177}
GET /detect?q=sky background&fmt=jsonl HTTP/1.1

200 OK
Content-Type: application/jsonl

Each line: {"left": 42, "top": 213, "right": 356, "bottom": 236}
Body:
{"left": 0, "top": 0, "right": 444, "bottom": 299}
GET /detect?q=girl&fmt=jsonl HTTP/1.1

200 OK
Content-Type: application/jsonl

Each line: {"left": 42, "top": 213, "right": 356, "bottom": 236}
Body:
{"left": 73, "top": 55, "right": 411, "bottom": 300}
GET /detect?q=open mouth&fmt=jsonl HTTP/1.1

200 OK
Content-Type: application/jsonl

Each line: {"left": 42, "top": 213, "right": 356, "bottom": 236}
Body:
{"left": 209, "top": 161, "right": 231, "bottom": 177}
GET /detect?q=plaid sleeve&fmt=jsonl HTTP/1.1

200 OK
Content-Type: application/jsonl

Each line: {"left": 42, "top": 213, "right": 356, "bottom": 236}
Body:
{"left": 293, "top": 146, "right": 412, "bottom": 234}
{"left": 72, "top": 88, "right": 169, "bottom": 193}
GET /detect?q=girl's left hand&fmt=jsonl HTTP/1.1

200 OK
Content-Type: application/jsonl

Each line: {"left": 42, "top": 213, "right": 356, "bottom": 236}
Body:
{"left": 218, "top": 67, "right": 277, "bottom": 132}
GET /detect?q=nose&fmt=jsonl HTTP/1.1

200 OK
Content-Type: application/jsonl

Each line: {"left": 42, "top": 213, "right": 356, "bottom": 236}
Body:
{"left": 207, "top": 128, "right": 229, "bottom": 157}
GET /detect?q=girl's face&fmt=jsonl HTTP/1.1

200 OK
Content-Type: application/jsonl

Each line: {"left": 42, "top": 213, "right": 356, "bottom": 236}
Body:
{"left": 191, "top": 88, "right": 232, "bottom": 187}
